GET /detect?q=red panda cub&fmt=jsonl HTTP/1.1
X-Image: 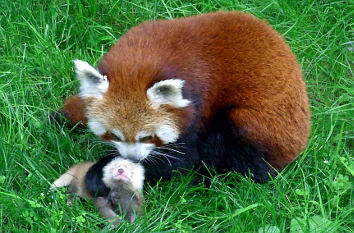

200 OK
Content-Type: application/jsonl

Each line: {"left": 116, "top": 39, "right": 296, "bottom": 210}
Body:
{"left": 101, "top": 157, "right": 144, "bottom": 223}
{"left": 56, "top": 11, "right": 310, "bottom": 193}
{"left": 51, "top": 157, "right": 144, "bottom": 223}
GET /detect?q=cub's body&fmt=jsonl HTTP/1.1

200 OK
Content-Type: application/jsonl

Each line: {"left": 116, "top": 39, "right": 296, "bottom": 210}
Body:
{"left": 58, "top": 11, "right": 310, "bottom": 191}
{"left": 51, "top": 158, "right": 144, "bottom": 223}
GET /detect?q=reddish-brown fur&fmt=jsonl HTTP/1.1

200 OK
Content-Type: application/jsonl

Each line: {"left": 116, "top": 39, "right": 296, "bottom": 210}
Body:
{"left": 58, "top": 11, "right": 310, "bottom": 173}
{"left": 58, "top": 95, "right": 87, "bottom": 127}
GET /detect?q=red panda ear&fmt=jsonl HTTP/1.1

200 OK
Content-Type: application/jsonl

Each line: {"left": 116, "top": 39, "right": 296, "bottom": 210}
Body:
{"left": 74, "top": 60, "right": 109, "bottom": 99}
{"left": 146, "top": 79, "right": 191, "bottom": 108}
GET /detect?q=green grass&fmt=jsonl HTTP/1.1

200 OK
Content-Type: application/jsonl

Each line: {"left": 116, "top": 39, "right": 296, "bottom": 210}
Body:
{"left": 1, "top": 0, "right": 353, "bottom": 232}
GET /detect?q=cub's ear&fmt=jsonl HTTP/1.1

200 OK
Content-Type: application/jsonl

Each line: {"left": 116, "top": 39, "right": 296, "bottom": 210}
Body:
{"left": 147, "top": 79, "right": 191, "bottom": 108}
{"left": 74, "top": 60, "right": 109, "bottom": 99}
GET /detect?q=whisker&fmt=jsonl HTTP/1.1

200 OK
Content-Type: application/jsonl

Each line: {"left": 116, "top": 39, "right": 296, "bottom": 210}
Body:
{"left": 159, "top": 142, "right": 186, "bottom": 147}
{"left": 155, "top": 147, "right": 185, "bottom": 155}
{"left": 158, "top": 142, "right": 185, "bottom": 146}
{"left": 148, "top": 154, "right": 164, "bottom": 163}
{"left": 152, "top": 150, "right": 182, "bottom": 161}
{"left": 150, "top": 151, "right": 182, "bottom": 167}
{"left": 143, "top": 156, "right": 160, "bottom": 167}
{"left": 104, "top": 151, "right": 119, "bottom": 156}
{"left": 150, "top": 151, "right": 173, "bottom": 167}
{"left": 149, "top": 157, "right": 160, "bottom": 167}
{"left": 157, "top": 144, "right": 186, "bottom": 152}
{"left": 90, "top": 139, "right": 114, "bottom": 148}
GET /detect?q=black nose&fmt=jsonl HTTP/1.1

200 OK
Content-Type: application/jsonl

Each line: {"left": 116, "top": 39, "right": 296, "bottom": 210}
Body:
{"left": 118, "top": 168, "right": 124, "bottom": 174}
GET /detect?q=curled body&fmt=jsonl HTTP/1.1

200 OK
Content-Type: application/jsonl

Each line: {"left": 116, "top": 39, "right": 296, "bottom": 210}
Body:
{"left": 51, "top": 157, "right": 144, "bottom": 223}
{"left": 56, "top": 11, "right": 311, "bottom": 195}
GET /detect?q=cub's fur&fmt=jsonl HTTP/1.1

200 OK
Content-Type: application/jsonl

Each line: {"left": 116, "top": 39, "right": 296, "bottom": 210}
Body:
{"left": 51, "top": 162, "right": 94, "bottom": 199}
{"left": 51, "top": 157, "right": 144, "bottom": 223}
{"left": 56, "top": 11, "right": 310, "bottom": 194}
{"left": 101, "top": 157, "right": 144, "bottom": 223}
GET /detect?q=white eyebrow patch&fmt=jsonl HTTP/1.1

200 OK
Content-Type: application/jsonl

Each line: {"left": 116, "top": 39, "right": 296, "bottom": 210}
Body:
{"left": 156, "top": 124, "right": 179, "bottom": 143}
{"left": 135, "top": 131, "right": 152, "bottom": 141}
{"left": 111, "top": 129, "right": 125, "bottom": 141}
{"left": 87, "top": 118, "right": 106, "bottom": 136}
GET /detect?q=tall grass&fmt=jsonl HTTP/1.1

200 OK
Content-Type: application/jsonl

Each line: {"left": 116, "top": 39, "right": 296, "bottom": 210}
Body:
{"left": 0, "top": 0, "right": 352, "bottom": 232}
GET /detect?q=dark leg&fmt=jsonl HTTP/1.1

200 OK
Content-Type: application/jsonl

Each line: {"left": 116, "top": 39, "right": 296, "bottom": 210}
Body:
{"left": 198, "top": 107, "right": 276, "bottom": 183}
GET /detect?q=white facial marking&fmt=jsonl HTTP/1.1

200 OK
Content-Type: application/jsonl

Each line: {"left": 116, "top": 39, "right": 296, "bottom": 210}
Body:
{"left": 135, "top": 131, "right": 152, "bottom": 141}
{"left": 112, "top": 142, "right": 155, "bottom": 161}
{"left": 156, "top": 124, "right": 178, "bottom": 143}
{"left": 102, "top": 157, "right": 145, "bottom": 192}
{"left": 146, "top": 79, "right": 191, "bottom": 108}
{"left": 111, "top": 129, "right": 125, "bottom": 141}
{"left": 74, "top": 59, "right": 109, "bottom": 99}
{"left": 87, "top": 118, "right": 106, "bottom": 136}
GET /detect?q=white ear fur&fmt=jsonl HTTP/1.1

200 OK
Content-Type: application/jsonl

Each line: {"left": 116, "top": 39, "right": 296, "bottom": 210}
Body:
{"left": 74, "top": 60, "right": 109, "bottom": 99}
{"left": 146, "top": 79, "right": 191, "bottom": 108}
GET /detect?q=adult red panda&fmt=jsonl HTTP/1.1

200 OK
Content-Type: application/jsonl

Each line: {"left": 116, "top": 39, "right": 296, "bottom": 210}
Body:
{"left": 57, "top": 11, "right": 310, "bottom": 192}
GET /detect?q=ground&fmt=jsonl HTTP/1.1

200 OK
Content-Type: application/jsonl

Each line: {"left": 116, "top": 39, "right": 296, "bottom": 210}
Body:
{"left": 0, "top": 0, "right": 353, "bottom": 232}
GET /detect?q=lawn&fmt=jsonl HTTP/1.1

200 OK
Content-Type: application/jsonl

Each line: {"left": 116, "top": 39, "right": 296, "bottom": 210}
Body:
{"left": 0, "top": 0, "right": 353, "bottom": 232}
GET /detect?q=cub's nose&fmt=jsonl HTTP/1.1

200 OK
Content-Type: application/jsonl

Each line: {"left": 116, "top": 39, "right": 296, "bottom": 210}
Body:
{"left": 118, "top": 168, "right": 124, "bottom": 174}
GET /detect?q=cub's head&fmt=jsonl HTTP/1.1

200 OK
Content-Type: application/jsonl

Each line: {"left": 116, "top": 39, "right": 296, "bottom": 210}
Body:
{"left": 102, "top": 157, "right": 145, "bottom": 192}
{"left": 74, "top": 60, "right": 192, "bottom": 161}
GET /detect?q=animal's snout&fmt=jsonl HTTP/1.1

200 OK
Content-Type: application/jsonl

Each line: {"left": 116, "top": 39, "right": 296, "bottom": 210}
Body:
{"left": 118, "top": 168, "right": 124, "bottom": 174}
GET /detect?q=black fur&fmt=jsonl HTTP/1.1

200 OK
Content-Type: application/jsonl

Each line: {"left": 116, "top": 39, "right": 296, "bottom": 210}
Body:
{"left": 196, "top": 107, "right": 276, "bottom": 183}
{"left": 142, "top": 135, "right": 199, "bottom": 182}
{"left": 84, "top": 154, "right": 117, "bottom": 197}
{"left": 84, "top": 106, "right": 275, "bottom": 196}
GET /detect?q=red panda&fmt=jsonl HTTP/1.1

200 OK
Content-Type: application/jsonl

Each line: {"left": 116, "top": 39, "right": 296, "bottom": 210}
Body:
{"left": 56, "top": 11, "right": 310, "bottom": 191}
{"left": 101, "top": 157, "right": 144, "bottom": 223}
{"left": 51, "top": 157, "right": 144, "bottom": 223}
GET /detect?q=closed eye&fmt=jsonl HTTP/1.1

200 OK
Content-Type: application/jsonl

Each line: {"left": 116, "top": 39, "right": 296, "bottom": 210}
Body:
{"left": 139, "top": 135, "right": 153, "bottom": 142}
{"left": 109, "top": 132, "right": 122, "bottom": 142}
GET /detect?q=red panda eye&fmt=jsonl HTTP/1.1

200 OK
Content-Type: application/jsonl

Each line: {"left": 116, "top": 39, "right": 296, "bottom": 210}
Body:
{"left": 139, "top": 135, "right": 153, "bottom": 142}
{"left": 109, "top": 132, "right": 122, "bottom": 142}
